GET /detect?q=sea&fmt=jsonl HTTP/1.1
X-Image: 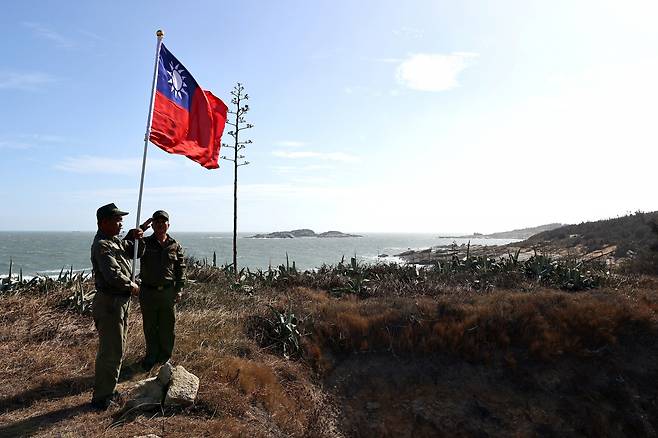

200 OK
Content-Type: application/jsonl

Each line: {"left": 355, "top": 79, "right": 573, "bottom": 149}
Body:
{"left": 0, "top": 231, "right": 520, "bottom": 277}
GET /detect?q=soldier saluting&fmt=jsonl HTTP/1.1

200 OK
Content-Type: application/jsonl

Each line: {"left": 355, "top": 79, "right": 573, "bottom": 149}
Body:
{"left": 139, "top": 210, "right": 186, "bottom": 370}
{"left": 90, "top": 203, "right": 151, "bottom": 410}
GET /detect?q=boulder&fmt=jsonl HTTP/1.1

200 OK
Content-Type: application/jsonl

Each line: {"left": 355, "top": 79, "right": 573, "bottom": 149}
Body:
{"left": 124, "top": 363, "right": 199, "bottom": 410}
{"left": 124, "top": 377, "right": 165, "bottom": 409}
{"left": 165, "top": 365, "right": 199, "bottom": 406}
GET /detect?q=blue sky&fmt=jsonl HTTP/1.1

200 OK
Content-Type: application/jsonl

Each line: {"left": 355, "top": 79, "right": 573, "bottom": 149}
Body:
{"left": 1, "top": 0, "right": 657, "bottom": 232}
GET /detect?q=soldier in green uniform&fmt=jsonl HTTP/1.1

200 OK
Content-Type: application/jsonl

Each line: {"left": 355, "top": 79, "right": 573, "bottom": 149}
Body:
{"left": 90, "top": 203, "right": 151, "bottom": 410}
{"left": 139, "top": 210, "right": 186, "bottom": 370}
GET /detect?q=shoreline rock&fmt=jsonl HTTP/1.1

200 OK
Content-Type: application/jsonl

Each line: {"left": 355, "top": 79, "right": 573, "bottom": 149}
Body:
{"left": 396, "top": 242, "right": 618, "bottom": 265}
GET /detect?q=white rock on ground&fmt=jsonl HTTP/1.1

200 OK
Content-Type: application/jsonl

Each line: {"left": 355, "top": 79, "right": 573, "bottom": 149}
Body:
{"left": 124, "top": 363, "right": 199, "bottom": 409}
{"left": 124, "top": 376, "right": 165, "bottom": 410}
{"left": 165, "top": 365, "right": 200, "bottom": 406}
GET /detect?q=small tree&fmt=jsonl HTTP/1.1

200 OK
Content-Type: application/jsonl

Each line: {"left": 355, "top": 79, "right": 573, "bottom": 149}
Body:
{"left": 221, "top": 83, "right": 252, "bottom": 279}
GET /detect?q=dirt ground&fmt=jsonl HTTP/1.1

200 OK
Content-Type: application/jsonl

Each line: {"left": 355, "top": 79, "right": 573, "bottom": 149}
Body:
{"left": 2, "top": 280, "right": 658, "bottom": 437}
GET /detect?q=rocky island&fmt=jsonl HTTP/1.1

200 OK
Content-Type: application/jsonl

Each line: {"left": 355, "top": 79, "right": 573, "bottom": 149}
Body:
{"left": 249, "top": 229, "right": 362, "bottom": 238}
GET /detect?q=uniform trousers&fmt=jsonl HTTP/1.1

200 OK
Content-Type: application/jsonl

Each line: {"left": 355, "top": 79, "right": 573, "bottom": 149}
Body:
{"left": 92, "top": 292, "right": 130, "bottom": 403}
{"left": 139, "top": 285, "right": 176, "bottom": 366}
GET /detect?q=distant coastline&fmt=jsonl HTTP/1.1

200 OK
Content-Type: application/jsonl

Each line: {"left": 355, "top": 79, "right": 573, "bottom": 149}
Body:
{"left": 248, "top": 229, "right": 362, "bottom": 239}
{"left": 439, "top": 223, "right": 564, "bottom": 240}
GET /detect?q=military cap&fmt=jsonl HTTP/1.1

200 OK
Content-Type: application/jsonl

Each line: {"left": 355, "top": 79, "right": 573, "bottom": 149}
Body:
{"left": 152, "top": 210, "right": 170, "bottom": 221}
{"left": 96, "top": 203, "right": 129, "bottom": 220}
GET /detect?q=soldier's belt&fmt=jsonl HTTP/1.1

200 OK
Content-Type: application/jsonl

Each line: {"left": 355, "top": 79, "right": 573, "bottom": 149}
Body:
{"left": 97, "top": 288, "right": 130, "bottom": 297}
{"left": 142, "top": 281, "right": 175, "bottom": 291}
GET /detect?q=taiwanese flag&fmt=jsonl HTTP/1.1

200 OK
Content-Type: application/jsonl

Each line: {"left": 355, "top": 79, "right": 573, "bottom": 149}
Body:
{"left": 149, "top": 44, "right": 227, "bottom": 169}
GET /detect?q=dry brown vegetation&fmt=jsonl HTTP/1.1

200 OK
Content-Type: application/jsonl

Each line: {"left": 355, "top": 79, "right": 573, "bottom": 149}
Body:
{"left": 2, "top": 268, "right": 658, "bottom": 437}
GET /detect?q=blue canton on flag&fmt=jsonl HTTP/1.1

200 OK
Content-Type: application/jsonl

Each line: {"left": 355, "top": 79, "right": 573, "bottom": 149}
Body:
{"left": 155, "top": 44, "right": 199, "bottom": 112}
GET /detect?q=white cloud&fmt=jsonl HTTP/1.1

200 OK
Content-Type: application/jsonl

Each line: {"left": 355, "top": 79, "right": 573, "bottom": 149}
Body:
{"left": 0, "top": 72, "right": 55, "bottom": 91}
{"left": 392, "top": 26, "right": 424, "bottom": 39}
{"left": 343, "top": 85, "right": 385, "bottom": 97}
{"left": 274, "top": 140, "right": 307, "bottom": 148}
{"left": 0, "top": 140, "right": 31, "bottom": 150}
{"left": 98, "top": 183, "right": 348, "bottom": 200}
{"left": 267, "top": 163, "right": 339, "bottom": 186}
{"left": 75, "top": 183, "right": 349, "bottom": 203}
{"left": 77, "top": 29, "right": 107, "bottom": 42}
{"left": 271, "top": 164, "right": 335, "bottom": 174}
{"left": 23, "top": 22, "right": 75, "bottom": 48}
{"left": 368, "top": 57, "right": 403, "bottom": 64}
{"left": 0, "top": 134, "right": 67, "bottom": 149}
{"left": 396, "top": 52, "right": 478, "bottom": 92}
{"left": 273, "top": 150, "right": 359, "bottom": 162}
{"left": 55, "top": 156, "right": 176, "bottom": 174}
{"left": 287, "top": 176, "right": 334, "bottom": 185}
{"left": 21, "top": 134, "right": 67, "bottom": 143}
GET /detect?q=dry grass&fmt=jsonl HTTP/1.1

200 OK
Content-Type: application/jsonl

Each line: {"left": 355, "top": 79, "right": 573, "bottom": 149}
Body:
{"left": 0, "top": 281, "right": 339, "bottom": 437}
{"left": 2, "top": 273, "right": 658, "bottom": 436}
{"left": 300, "top": 287, "right": 658, "bottom": 367}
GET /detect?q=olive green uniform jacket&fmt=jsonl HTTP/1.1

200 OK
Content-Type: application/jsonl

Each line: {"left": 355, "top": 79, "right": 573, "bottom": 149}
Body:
{"left": 140, "top": 234, "right": 186, "bottom": 291}
{"left": 90, "top": 230, "right": 144, "bottom": 403}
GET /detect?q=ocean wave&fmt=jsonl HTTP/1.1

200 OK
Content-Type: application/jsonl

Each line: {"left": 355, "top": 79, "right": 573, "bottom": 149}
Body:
{"left": 358, "top": 255, "right": 405, "bottom": 263}
{"left": 38, "top": 267, "right": 92, "bottom": 274}
{"left": 1, "top": 272, "right": 91, "bottom": 281}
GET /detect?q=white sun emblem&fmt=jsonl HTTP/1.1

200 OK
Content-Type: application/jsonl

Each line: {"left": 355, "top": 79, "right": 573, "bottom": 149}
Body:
{"left": 167, "top": 62, "right": 188, "bottom": 100}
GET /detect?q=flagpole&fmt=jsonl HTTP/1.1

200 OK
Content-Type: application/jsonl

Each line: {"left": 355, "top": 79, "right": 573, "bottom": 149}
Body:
{"left": 132, "top": 29, "right": 164, "bottom": 282}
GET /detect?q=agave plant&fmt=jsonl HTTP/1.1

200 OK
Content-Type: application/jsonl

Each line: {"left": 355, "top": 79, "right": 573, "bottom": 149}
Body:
{"left": 264, "top": 304, "right": 303, "bottom": 359}
{"left": 523, "top": 254, "right": 556, "bottom": 281}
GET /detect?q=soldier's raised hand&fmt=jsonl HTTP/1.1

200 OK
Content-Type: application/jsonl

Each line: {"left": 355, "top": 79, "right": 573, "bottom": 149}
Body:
{"left": 140, "top": 218, "right": 153, "bottom": 232}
